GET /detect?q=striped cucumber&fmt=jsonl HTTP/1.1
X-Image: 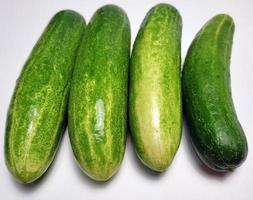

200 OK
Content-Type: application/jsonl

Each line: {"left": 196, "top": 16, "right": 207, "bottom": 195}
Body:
{"left": 68, "top": 5, "right": 130, "bottom": 181}
{"left": 4, "top": 10, "right": 85, "bottom": 183}
{"left": 182, "top": 14, "right": 248, "bottom": 171}
{"left": 129, "top": 4, "right": 182, "bottom": 172}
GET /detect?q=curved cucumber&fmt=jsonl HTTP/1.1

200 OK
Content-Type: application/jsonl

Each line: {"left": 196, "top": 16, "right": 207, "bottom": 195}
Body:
{"left": 68, "top": 5, "right": 130, "bottom": 181}
{"left": 182, "top": 14, "right": 248, "bottom": 171}
{"left": 4, "top": 10, "right": 85, "bottom": 183}
{"left": 129, "top": 4, "right": 182, "bottom": 172}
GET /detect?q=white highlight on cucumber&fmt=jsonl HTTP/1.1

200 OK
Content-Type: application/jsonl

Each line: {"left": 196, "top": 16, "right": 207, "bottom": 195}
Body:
{"left": 24, "top": 106, "right": 39, "bottom": 164}
{"left": 152, "top": 95, "right": 160, "bottom": 132}
{"left": 94, "top": 99, "right": 105, "bottom": 142}
{"left": 27, "top": 106, "right": 38, "bottom": 135}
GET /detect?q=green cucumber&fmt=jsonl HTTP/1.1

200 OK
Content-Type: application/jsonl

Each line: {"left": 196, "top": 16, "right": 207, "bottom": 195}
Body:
{"left": 68, "top": 5, "right": 130, "bottom": 181}
{"left": 182, "top": 14, "right": 248, "bottom": 171}
{"left": 129, "top": 4, "right": 182, "bottom": 172}
{"left": 4, "top": 10, "right": 85, "bottom": 183}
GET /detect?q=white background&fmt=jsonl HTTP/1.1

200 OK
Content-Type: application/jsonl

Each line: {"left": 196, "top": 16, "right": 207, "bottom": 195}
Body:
{"left": 0, "top": 0, "right": 253, "bottom": 199}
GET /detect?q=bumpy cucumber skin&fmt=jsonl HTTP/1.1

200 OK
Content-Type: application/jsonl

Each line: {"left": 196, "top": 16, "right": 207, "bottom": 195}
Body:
{"left": 68, "top": 5, "right": 130, "bottom": 181}
{"left": 182, "top": 14, "right": 248, "bottom": 171}
{"left": 129, "top": 4, "right": 182, "bottom": 172}
{"left": 4, "top": 10, "right": 85, "bottom": 183}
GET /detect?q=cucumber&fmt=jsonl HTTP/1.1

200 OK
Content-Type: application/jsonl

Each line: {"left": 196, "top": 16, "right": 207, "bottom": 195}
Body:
{"left": 68, "top": 5, "right": 130, "bottom": 181}
{"left": 4, "top": 10, "right": 85, "bottom": 183}
{"left": 182, "top": 14, "right": 248, "bottom": 171}
{"left": 129, "top": 4, "right": 182, "bottom": 172}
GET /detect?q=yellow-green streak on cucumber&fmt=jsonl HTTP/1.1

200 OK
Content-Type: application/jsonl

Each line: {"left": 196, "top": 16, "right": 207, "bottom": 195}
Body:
{"left": 4, "top": 10, "right": 85, "bottom": 183}
{"left": 182, "top": 14, "right": 248, "bottom": 171}
{"left": 68, "top": 5, "right": 130, "bottom": 181}
{"left": 129, "top": 4, "right": 182, "bottom": 172}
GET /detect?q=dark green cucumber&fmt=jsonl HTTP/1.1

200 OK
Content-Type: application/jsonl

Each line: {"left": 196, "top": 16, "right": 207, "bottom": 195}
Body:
{"left": 129, "top": 4, "right": 182, "bottom": 172}
{"left": 182, "top": 14, "right": 248, "bottom": 171}
{"left": 68, "top": 5, "right": 130, "bottom": 181}
{"left": 4, "top": 10, "right": 85, "bottom": 183}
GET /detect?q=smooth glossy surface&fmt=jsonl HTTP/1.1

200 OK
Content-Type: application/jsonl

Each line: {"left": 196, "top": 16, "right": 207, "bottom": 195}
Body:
{"left": 182, "top": 14, "right": 248, "bottom": 171}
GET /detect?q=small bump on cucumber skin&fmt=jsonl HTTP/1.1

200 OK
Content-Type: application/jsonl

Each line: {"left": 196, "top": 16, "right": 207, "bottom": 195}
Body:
{"left": 183, "top": 14, "right": 248, "bottom": 172}
{"left": 4, "top": 10, "right": 86, "bottom": 183}
{"left": 68, "top": 5, "right": 130, "bottom": 181}
{"left": 129, "top": 3, "right": 182, "bottom": 172}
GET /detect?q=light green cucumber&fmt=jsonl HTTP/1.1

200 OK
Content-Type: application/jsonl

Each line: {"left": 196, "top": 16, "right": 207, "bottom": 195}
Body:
{"left": 129, "top": 4, "right": 182, "bottom": 172}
